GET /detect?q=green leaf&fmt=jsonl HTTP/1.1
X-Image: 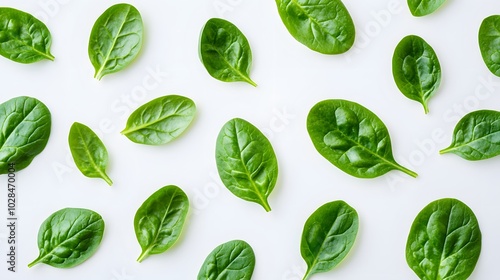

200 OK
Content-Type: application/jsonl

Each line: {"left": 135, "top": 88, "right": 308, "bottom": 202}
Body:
{"left": 135, "top": 185, "right": 189, "bottom": 262}
{"left": 275, "top": 0, "right": 355, "bottom": 54}
{"left": 479, "top": 15, "right": 500, "bottom": 77}
{"left": 0, "top": 96, "right": 51, "bottom": 174}
{"left": 197, "top": 240, "right": 255, "bottom": 280}
{"left": 392, "top": 35, "right": 441, "bottom": 114}
{"left": 68, "top": 122, "right": 112, "bottom": 185}
{"left": 406, "top": 198, "right": 482, "bottom": 280}
{"left": 407, "top": 0, "right": 447, "bottom": 17}
{"left": 199, "top": 18, "right": 257, "bottom": 86}
{"left": 440, "top": 110, "right": 500, "bottom": 160}
{"left": 28, "top": 208, "right": 105, "bottom": 268}
{"left": 0, "top": 7, "right": 54, "bottom": 63}
{"left": 307, "top": 99, "right": 417, "bottom": 178}
{"left": 88, "top": 3, "right": 143, "bottom": 80}
{"left": 215, "top": 118, "right": 278, "bottom": 212}
{"left": 121, "top": 95, "right": 196, "bottom": 145}
{"left": 301, "top": 201, "right": 358, "bottom": 280}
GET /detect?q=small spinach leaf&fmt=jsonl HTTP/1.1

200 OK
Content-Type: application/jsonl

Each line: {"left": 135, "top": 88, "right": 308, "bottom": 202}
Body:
{"left": 197, "top": 240, "right": 255, "bottom": 280}
{"left": 275, "top": 0, "right": 355, "bottom": 54}
{"left": 68, "top": 122, "right": 112, "bottom": 185}
{"left": 393, "top": 35, "right": 441, "bottom": 114}
{"left": 0, "top": 96, "right": 51, "bottom": 174}
{"left": 199, "top": 18, "right": 257, "bottom": 86}
{"left": 88, "top": 3, "right": 143, "bottom": 80}
{"left": 0, "top": 7, "right": 54, "bottom": 63}
{"left": 215, "top": 118, "right": 278, "bottom": 212}
{"left": 479, "top": 15, "right": 500, "bottom": 77}
{"left": 28, "top": 208, "right": 105, "bottom": 268}
{"left": 301, "top": 200, "right": 358, "bottom": 280}
{"left": 135, "top": 185, "right": 189, "bottom": 262}
{"left": 121, "top": 95, "right": 196, "bottom": 145}
{"left": 440, "top": 110, "right": 500, "bottom": 160}
{"left": 307, "top": 99, "right": 417, "bottom": 178}
{"left": 407, "top": 0, "right": 447, "bottom": 17}
{"left": 406, "top": 198, "right": 482, "bottom": 280}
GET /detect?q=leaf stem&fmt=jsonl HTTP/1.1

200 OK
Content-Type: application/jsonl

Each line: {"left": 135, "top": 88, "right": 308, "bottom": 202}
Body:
{"left": 101, "top": 172, "right": 113, "bottom": 186}
{"left": 137, "top": 247, "right": 152, "bottom": 263}
{"left": 439, "top": 146, "right": 454, "bottom": 154}
{"left": 262, "top": 199, "right": 272, "bottom": 212}
{"left": 27, "top": 255, "right": 43, "bottom": 268}
{"left": 302, "top": 267, "right": 312, "bottom": 280}
{"left": 394, "top": 163, "right": 418, "bottom": 178}
{"left": 423, "top": 102, "right": 429, "bottom": 114}
{"left": 243, "top": 76, "right": 257, "bottom": 87}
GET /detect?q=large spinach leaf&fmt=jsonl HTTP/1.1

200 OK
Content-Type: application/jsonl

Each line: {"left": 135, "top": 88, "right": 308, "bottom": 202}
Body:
{"left": 197, "top": 240, "right": 255, "bottom": 280}
{"left": 275, "top": 0, "right": 355, "bottom": 54}
{"left": 479, "top": 15, "right": 500, "bottom": 77}
{"left": 135, "top": 185, "right": 189, "bottom": 262}
{"left": 301, "top": 201, "right": 358, "bottom": 280}
{"left": 307, "top": 99, "right": 417, "bottom": 178}
{"left": 199, "top": 18, "right": 257, "bottom": 86}
{"left": 215, "top": 118, "right": 278, "bottom": 212}
{"left": 393, "top": 35, "right": 441, "bottom": 114}
{"left": 28, "top": 208, "right": 105, "bottom": 268}
{"left": 0, "top": 96, "right": 51, "bottom": 174}
{"left": 121, "top": 95, "right": 196, "bottom": 145}
{"left": 68, "top": 122, "right": 112, "bottom": 185}
{"left": 88, "top": 3, "right": 143, "bottom": 80}
{"left": 407, "top": 0, "right": 447, "bottom": 17}
{"left": 406, "top": 198, "right": 481, "bottom": 280}
{"left": 0, "top": 7, "right": 54, "bottom": 63}
{"left": 440, "top": 110, "right": 500, "bottom": 160}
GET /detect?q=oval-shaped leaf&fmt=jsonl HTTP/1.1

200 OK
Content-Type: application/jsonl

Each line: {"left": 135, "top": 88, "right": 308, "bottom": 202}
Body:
{"left": 0, "top": 96, "right": 51, "bottom": 174}
{"left": 0, "top": 7, "right": 54, "bottom": 63}
{"left": 479, "top": 15, "right": 500, "bottom": 77}
{"left": 135, "top": 185, "right": 189, "bottom": 262}
{"left": 275, "top": 0, "right": 355, "bottom": 54}
{"left": 28, "top": 208, "right": 105, "bottom": 268}
{"left": 307, "top": 99, "right": 417, "bottom": 178}
{"left": 199, "top": 18, "right": 256, "bottom": 86}
{"left": 301, "top": 201, "right": 358, "bottom": 280}
{"left": 121, "top": 95, "right": 196, "bottom": 145}
{"left": 88, "top": 3, "right": 143, "bottom": 80}
{"left": 407, "top": 0, "right": 447, "bottom": 17}
{"left": 215, "top": 118, "right": 278, "bottom": 212}
{"left": 440, "top": 110, "right": 500, "bottom": 160}
{"left": 68, "top": 122, "right": 112, "bottom": 185}
{"left": 406, "top": 198, "right": 481, "bottom": 280}
{"left": 198, "top": 240, "right": 255, "bottom": 280}
{"left": 393, "top": 35, "right": 441, "bottom": 114}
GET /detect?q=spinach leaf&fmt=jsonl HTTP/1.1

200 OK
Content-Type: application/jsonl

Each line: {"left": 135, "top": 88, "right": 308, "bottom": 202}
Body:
{"left": 215, "top": 118, "right": 278, "bottom": 212}
{"left": 28, "top": 208, "right": 105, "bottom": 268}
{"left": 199, "top": 18, "right": 257, "bottom": 86}
{"left": 135, "top": 185, "right": 189, "bottom": 262}
{"left": 393, "top": 35, "right": 441, "bottom": 114}
{"left": 307, "top": 99, "right": 417, "bottom": 178}
{"left": 406, "top": 198, "right": 481, "bottom": 280}
{"left": 275, "top": 0, "right": 355, "bottom": 54}
{"left": 68, "top": 122, "right": 112, "bottom": 185}
{"left": 197, "top": 240, "right": 255, "bottom": 280}
{"left": 301, "top": 200, "right": 358, "bottom": 280}
{"left": 88, "top": 3, "right": 143, "bottom": 80}
{"left": 479, "top": 15, "right": 500, "bottom": 77}
{"left": 0, "top": 96, "right": 51, "bottom": 174}
{"left": 407, "top": 0, "right": 447, "bottom": 17}
{"left": 121, "top": 95, "right": 196, "bottom": 145}
{"left": 440, "top": 110, "right": 500, "bottom": 160}
{"left": 0, "top": 7, "right": 54, "bottom": 63}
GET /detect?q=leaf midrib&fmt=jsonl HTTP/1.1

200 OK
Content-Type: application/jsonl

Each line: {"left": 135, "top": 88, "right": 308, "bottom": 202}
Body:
{"left": 74, "top": 125, "right": 108, "bottom": 182}
{"left": 145, "top": 192, "right": 178, "bottom": 253}
{"left": 121, "top": 113, "right": 186, "bottom": 135}
{"left": 2, "top": 18, "right": 54, "bottom": 61}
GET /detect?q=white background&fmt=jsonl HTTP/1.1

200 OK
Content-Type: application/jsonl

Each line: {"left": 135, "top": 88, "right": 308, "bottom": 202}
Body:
{"left": 1, "top": 0, "right": 500, "bottom": 279}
